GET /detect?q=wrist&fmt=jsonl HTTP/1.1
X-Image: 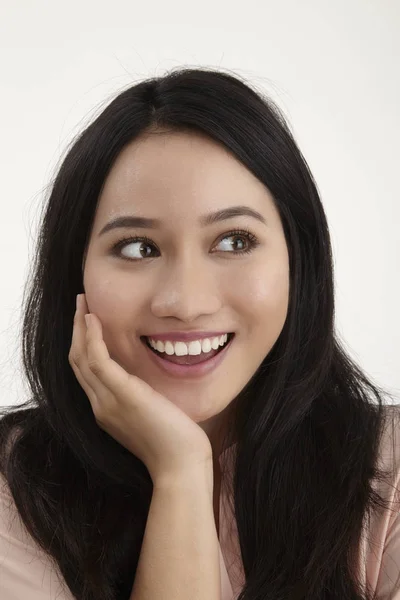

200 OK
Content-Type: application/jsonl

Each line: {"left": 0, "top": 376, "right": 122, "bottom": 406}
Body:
{"left": 153, "top": 458, "right": 214, "bottom": 495}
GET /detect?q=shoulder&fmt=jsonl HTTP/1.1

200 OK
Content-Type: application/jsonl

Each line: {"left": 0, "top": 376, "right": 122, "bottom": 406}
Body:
{"left": 357, "top": 403, "right": 400, "bottom": 598}
{"left": 0, "top": 471, "right": 74, "bottom": 599}
{"left": 377, "top": 403, "right": 400, "bottom": 481}
{"left": 370, "top": 403, "right": 400, "bottom": 523}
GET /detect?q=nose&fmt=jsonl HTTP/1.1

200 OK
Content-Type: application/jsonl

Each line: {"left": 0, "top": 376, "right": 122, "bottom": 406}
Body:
{"left": 150, "top": 257, "right": 222, "bottom": 322}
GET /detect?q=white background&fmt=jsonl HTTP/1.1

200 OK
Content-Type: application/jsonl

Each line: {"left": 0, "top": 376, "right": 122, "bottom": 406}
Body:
{"left": 0, "top": 0, "right": 399, "bottom": 407}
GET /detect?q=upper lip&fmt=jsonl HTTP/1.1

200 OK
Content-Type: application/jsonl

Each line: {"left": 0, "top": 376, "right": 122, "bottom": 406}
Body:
{"left": 142, "top": 331, "right": 234, "bottom": 342}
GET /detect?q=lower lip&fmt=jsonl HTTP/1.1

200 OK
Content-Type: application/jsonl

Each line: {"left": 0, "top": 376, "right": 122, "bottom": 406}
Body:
{"left": 142, "top": 335, "right": 235, "bottom": 378}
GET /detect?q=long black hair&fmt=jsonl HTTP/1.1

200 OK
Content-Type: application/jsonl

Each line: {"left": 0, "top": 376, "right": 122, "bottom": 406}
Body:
{"left": 1, "top": 66, "right": 398, "bottom": 600}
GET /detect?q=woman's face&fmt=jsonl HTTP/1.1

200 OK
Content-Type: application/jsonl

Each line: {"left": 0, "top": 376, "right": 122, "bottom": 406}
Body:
{"left": 82, "top": 130, "right": 290, "bottom": 445}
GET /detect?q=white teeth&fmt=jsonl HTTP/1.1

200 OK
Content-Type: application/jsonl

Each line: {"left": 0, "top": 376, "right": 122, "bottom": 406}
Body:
{"left": 147, "top": 333, "right": 230, "bottom": 356}
{"left": 211, "top": 337, "right": 220, "bottom": 350}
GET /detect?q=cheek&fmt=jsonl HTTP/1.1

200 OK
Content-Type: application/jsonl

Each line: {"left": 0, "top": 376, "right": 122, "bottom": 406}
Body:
{"left": 82, "top": 278, "right": 135, "bottom": 362}
{"left": 83, "top": 272, "right": 129, "bottom": 325}
{"left": 240, "top": 267, "right": 289, "bottom": 315}
{"left": 241, "top": 268, "right": 289, "bottom": 356}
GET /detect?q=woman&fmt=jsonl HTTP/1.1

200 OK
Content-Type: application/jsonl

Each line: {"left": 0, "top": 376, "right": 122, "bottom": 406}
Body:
{"left": 0, "top": 67, "right": 399, "bottom": 600}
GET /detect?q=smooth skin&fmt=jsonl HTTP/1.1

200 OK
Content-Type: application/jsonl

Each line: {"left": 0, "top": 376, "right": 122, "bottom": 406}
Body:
{"left": 69, "top": 292, "right": 214, "bottom": 487}
{"left": 80, "top": 129, "right": 290, "bottom": 466}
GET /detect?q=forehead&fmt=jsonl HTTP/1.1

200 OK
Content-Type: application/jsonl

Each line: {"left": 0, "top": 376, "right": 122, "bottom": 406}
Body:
{"left": 94, "top": 130, "right": 277, "bottom": 226}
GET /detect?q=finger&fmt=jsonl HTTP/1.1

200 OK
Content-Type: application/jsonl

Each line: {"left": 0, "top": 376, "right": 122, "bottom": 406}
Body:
{"left": 70, "top": 355, "right": 99, "bottom": 409}
{"left": 85, "top": 311, "right": 160, "bottom": 405}
{"left": 69, "top": 294, "right": 109, "bottom": 403}
{"left": 85, "top": 312, "right": 135, "bottom": 396}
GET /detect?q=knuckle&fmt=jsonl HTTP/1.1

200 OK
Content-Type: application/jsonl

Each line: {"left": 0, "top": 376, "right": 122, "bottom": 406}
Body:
{"left": 92, "top": 401, "right": 112, "bottom": 425}
{"left": 68, "top": 349, "right": 81, "bottom": 366}
{"left": 89, "top": 398, "right": 103, "bottom": 420}
{"left": 87, "top": 358, "right": 103, "bottom": 376}
{"left": 91, "top": 403, "right": 102, "bottom": 419}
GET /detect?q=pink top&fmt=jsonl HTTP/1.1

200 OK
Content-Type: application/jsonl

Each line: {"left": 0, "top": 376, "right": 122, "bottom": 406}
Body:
{"left": 1, "top": 407, "right": 400, "bottom": 599}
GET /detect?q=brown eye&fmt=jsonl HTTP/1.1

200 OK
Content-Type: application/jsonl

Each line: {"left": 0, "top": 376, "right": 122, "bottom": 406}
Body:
{"left": 110, "top": 229, "right": 259, "bottom": 262}
{"left": 111, "top": 236, "right": 158, "bottom": 260}
{"left": 214, "top": 229, "right": 260, "bottom": 255}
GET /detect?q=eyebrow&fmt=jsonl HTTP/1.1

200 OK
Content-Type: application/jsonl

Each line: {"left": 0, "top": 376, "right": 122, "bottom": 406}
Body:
{"left": 98, "top": 205, "right": 267, "bottom": 237}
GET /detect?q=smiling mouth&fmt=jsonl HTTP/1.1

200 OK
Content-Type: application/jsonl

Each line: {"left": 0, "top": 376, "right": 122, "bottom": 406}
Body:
{"left": 140, "top": 333, "right": 235, "bottom": 366}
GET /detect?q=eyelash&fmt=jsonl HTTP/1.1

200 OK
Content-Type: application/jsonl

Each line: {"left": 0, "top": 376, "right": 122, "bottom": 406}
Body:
{"left": 110, "top": 228, "right": 260, "bottom": 261}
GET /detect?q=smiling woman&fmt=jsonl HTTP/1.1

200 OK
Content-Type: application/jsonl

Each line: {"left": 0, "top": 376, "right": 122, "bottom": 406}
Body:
{"left": 0, "top": 66, "right": 399, "bottom": 600}
{"left": 81, "top": 127, "right": 289, "bottom": 437}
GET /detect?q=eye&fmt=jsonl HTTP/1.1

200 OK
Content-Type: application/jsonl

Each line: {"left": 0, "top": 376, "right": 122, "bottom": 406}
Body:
{"left": 111, "top": 236, "right": 157, "bottom": 260}
{"left": 214, "top": 229, "right": 260, "bottom": 255}
{"left": 110, "top": 229, "right": 260, "bottom": 261}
